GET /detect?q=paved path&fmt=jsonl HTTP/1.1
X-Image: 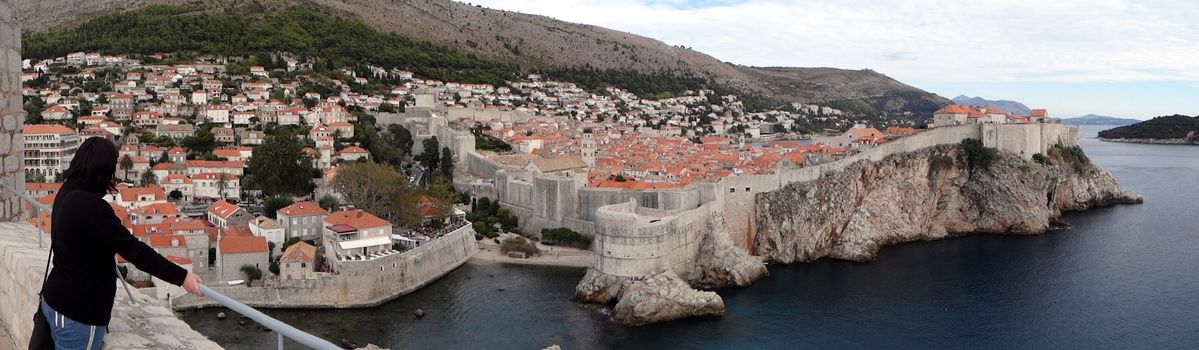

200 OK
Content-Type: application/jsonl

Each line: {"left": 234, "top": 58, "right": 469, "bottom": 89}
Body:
{"left": 0, "top": 320, "right": 15, "bottom": 350}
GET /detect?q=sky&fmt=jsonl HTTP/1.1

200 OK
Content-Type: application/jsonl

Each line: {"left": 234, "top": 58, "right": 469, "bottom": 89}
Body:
{"left": 466, "top": 0, "right": 1199, "bottom": 119}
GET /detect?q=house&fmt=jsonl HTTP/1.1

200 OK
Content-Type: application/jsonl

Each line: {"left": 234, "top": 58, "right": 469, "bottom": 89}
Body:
{"left": 154, "top": 124, "right": 195, "bottom": 140}
{"left": 322, "top": 208, "right": 393, "bottom": 259}
{"left": 1030, "top": 109, "right": 1049, "bottom": 123}
{"left": 191, "top": 89, "right": 208, "bottom": 105}
{"left": 277, "top": 201, "right": 329, "bottom": 240}
{"left": 112, "top": 185, "right": 167, "bottom": 210}
{"left": 205, "top": 105, "right": 230, "bottom": 124}
{"left": 158, "top": 174, "right": 193, "bottom": 201}
{"left": 42, "top": 105, "right": 72, "bottom": 120}
{"left": 132, "top": 202, "right": 181, "bottom": 224}
{"left": 164, "top": 217, "right": 212, "bottom": 269}
{"left": 217, "top": 234, "right": 269, "bottom": 282}
{"left": 249, "top": 216, "right": 285, "bottom": 257}
{"left": 206, "top": 199, "right": 249, "bottom": 227}
{"left": 336, "top": 146, "right": 370, "bottom": 163}
{"left": 194, "top": 172, "right": 240, "bottom": 200}
{"left": 931, "top": 105, "right": 975, "bottom": 128}
{"left": 279, "top": 241, "right": 317, "bottom": 280}
{"left": 211, "top": 127, "right": 235, "bottom": 143}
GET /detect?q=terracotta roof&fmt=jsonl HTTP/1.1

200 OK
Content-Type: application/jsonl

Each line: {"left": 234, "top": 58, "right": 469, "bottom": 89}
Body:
{"left": 23, "top": 124, "right": 75, "bottom": 134}
{"left": 149, "top": 234, "right": 187, "bottom": 248}
{"left": 207, "top": 200, "right": 242, "bottom": 219}
{"left": 135, "top": 203, "right": 180, "bottom": 215}
{"left": 1030, "top": 109, "right": 1048, "bottom": 117}
{"left": 219, "top": 235, "right": 268, "bottom": 254}
{"left": 279, "top": 241, "right": 316, "bottom": 263}
{"left": 223, "top": 224, "right": 254, "bottom": 237}
{"left": 278, "top": 201, "right": 328, "bottom": 217}
{"left": 118, "top": 186, "right": 166, "bottom": 202}
{"left": 166, "top": 256, "right": 193, "bottom": 265}
{"left": 324, "top": 208, "right": 390, "bottom": 229}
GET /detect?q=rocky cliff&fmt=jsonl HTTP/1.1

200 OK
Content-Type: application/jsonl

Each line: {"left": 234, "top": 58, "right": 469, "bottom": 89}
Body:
{"left": 753, "top": 144, "right": 1142, "bottom": 263}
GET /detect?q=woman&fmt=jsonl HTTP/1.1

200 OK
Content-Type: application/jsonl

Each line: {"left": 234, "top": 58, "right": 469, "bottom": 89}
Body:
{"left": 38, "top": 137, "right": 204, "bottom": 349}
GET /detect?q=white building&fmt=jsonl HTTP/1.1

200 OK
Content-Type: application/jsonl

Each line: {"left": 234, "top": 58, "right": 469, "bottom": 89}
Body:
{"left": 23, "top": 124, "right": 79, "bottom": 180}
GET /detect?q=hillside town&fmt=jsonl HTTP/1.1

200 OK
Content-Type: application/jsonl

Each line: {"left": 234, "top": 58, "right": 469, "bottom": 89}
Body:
{"left": 19, "top": 50, "right": 1056, "bottom": 294}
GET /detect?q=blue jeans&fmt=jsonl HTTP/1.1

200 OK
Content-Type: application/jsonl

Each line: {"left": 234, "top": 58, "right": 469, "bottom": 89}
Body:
{"left": 40, "top": 299, "right": 106, "bottom": 350}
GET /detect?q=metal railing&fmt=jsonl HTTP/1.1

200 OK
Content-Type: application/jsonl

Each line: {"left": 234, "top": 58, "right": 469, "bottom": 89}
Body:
{"left": 1, "top": 182, "right": 340, "bottom": 350}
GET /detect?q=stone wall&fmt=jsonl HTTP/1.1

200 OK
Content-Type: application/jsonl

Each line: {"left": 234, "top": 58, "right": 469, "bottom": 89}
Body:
{"left": 591, "top": 199, "right": 710, "bottom": 278}
{"left": 0, "top": 0, "right": 24, "bottom": 221}
{"left": 0, "top": 223, "right": 222, "bottom": 349}
{"left": 174, "top": 225, "right": 478, "bottom": 309}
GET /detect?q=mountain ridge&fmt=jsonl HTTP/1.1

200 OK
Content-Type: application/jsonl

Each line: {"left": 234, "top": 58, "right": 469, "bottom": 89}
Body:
{"left": 1058, "top": 114, "right": 1141, "bottom": 126}
{"left": 14, "top": 0, "right": 949, "bottom": 116}
{"left": 951, "top": 95, "right": 1031, "bottom": 115}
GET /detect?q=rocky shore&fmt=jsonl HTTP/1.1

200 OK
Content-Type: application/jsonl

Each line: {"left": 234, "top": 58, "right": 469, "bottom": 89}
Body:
{"left": 753, "top": 144, "right": 1142, "bottom": 263}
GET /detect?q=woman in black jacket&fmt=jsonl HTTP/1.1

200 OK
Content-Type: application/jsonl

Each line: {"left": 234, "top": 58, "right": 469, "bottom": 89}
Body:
{"left": 38, "top": 137, "right": 204, "bottom": 349}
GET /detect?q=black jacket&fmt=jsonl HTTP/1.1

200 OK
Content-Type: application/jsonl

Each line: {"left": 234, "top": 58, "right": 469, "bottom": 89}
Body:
{"left": 40, "top": 182, "right": 188, "bottom": 326}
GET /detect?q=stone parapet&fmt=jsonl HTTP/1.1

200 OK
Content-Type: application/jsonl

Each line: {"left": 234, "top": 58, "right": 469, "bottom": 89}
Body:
{"left": 0, "top": 222, "right": 223, "bottom": 349}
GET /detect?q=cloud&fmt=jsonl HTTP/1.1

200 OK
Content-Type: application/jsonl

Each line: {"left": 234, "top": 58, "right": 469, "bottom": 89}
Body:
{"left": 467, "top": 0, "right": 1199, "bottom": 84}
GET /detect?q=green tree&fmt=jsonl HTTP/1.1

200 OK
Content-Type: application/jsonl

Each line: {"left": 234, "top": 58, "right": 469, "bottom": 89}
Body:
{"left": 333, "top": 162, "right": 417, "bottom": 226}
{"left": 119, "top": 155, "right": 134, "bottom": 181}
{"left": 418, "top": 137, "right": 440, "bottom": 173}
{"left": 438, "top": 146, "right": 454, "bottom": 179}
{"left": 181, "top": 128, "right": 217, "bottom": 155}
{"left": 169, "top": 190, "right": 183, "bottom": 200}
{"left": 246, "top": 132, "right": 317, "bottom": 196}
{"left": 385, "top": 124, "right": 414, "bottom": 156}
{"left": 139, "top": 169, "right": 157, "bottom": 187}
{"left": 317, "top": 194, "right": 339, "bottom": 212}
{"left": 240, "top": 265, "right": 263, "bottom": 286}
{"left": 262, "top": 196, "right": 295, "bottom": 219}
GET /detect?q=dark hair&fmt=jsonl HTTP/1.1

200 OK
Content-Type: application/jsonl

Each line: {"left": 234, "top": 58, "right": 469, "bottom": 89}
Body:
{"left": 63, "top": 137, "right": 119, "bottom": 194}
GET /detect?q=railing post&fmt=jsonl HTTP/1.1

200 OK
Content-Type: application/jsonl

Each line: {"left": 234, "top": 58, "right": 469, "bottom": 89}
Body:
{"left": 34, "top": 205, "right": 42, "bottom": 249}
{"left": 278, "top": 332, "right": 283, "bottom": 350}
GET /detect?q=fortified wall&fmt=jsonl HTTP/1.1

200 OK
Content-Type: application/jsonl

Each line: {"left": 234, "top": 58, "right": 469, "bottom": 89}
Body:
{"left": 0, "top": 0, "right": 23, "bottom": 221}
{"left": 174, "top": 225, "right": 477, "bottom": 309}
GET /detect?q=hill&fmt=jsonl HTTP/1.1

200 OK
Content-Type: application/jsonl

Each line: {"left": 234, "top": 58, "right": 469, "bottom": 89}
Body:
{"left": 14, "top": 0, "right": 949, "bottom": 116}
{"left": 1097, "top": 115, "right": 1199, "bottom": 144}
{"left": 951, "top": 95, "right": 1031, "bottom": 115}
{"left": 1058, "top": 114, "right": 1141, "bottom": 126}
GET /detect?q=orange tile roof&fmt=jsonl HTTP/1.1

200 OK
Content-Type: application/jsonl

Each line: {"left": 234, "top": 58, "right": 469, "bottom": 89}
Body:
{"left": 207, "top": 200, "right": 242, "bottom": 219}
{"left": 278, "top": 201, "right": 328, "bottom": 217}
{"left": 118, "top": 186, "right": 166, "bottom": 202}
{"left": 23, "top": 124, "right": 75, "bottom": 134}
{"left": 280, "top": 241, "right": 316, "bottom": 263}
{"left": 219, "top": 235, "right": 268, "bottom": 254}
{"left": 324, "top": 208, "right": 390, "bottom": 229}
{"left": 148, "top": 234, "right": 187, "bottom": 248}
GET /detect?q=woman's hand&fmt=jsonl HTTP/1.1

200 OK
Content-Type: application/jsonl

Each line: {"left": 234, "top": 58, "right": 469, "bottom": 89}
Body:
{"left": 182, "top": 272, "right": 205, "bottom": 297}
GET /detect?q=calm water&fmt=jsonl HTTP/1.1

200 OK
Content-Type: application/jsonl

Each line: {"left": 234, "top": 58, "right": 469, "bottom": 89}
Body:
{"left": 183, "top": 126, "right": 1199, "bottom": 349}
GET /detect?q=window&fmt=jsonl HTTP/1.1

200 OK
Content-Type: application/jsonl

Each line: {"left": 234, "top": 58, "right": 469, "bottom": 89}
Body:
{"left": 301, "top": 263, "right": 306, "bottom": 268}
{"left": 729, "top": 188, "right": 736, "bottom": 193}
{"left": 746, "top": 187, "right": 751, "bottom": 192}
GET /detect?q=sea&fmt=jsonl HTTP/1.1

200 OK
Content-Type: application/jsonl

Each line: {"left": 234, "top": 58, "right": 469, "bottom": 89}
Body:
{"left": 181, "top": 125, "right": 1199, "bottom": 349}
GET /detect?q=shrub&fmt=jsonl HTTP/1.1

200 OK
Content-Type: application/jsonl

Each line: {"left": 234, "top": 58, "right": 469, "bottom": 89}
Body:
{"left": 1032, "top": 153, "right": 1052, "bottom": 166}
{"left": 240, "top": 265, "right": 263, "bottom": 286}
{"left": 500, "top": 237, "right": 540, "bottom": 256}
{"left": 1049, "top": 145, "right": 1090, "bottom": 173}
{"left": 541, "top": 228, "right": 592, "bottom": 249}
{"left": 959, "top": 139, "right": 997, "bottom": 170}
{"left": 928, "top": 153, "right": 955, "bottom": 180}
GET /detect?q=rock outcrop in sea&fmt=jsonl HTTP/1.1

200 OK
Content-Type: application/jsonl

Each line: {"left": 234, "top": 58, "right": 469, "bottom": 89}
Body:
{"left": 753, "top": 144, "right": 1142, "bottom": 263}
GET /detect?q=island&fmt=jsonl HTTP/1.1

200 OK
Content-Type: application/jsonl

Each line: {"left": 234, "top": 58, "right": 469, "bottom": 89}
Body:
{"left": 1097, "top": 115, "right": 1199, "bottom": 145}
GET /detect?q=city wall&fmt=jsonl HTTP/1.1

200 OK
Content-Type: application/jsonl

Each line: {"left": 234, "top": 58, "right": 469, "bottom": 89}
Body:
{"left": 0, "top": 0, "right": 23, "bottom": 221}
{"left": 591, "top": 199, "right": 711, "bottom": 278}
{"left": 174, "top": 225, "right": 477, "bottom": 310}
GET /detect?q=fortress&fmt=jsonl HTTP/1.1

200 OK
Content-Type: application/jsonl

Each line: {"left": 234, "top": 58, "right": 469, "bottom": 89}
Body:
{"left": 455, "top": 120, "right": 1079, "bottom": 280}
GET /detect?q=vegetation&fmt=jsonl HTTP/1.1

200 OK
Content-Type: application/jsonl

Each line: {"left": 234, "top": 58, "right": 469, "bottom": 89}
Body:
{"left": 318, "top": 194, "right": 339, "bottom": 212}
{"left": 438, "top": 147, "right": 454, "bottom": 179}
{"left": 470, "top": 125, "right": 513, "bottom": 152}
{"left": 540, "top": 228, "right": 591, "bottom": 249}
{"left": 499, "top": 237, "right": 540, "bottom": 257}
{"left": 240, "top": 265, "right": 263, "bottom": 286}
{"left": 1097, "top": 115, "right": 1199, "bottom": 141}
{"left": 468, "top": 197, "right": 519, "bottom": 238}
{"left": 959, "top": 139, "right": 997, "bottom": 171}
{"left": 245, "top": 131, "right": 317, "bottom": 197}
{"left": 383, "top": 124, "right": 414, "bottom": 156}
{"left": 262, "top": 196, "right": 295, "bottom": 219}
{"left": 927, "top": 153, "right": 955, "bottom": 183}
{"left": 418, "top": 137, "right": 441, "bottom": 173}
{"left": 1032, "top": 153, "right": 1052, "bottom": 166}
{"left": 21, "top": 5, "right": 730, "bottom": 101}
{"left": 1049, "top": 145, "right": 1090, "bottom": 173}
{"left": 332, "top": 161, "right": 419, "bottom": 226}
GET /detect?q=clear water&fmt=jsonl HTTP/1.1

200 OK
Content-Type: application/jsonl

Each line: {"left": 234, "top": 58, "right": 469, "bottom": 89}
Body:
{"left": 182, "top": 126, "right": 1199, "bottom": 349}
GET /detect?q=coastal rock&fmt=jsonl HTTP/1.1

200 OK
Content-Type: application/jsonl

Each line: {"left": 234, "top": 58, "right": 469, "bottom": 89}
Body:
{"left": 576, "top": 269, "right": 725, "bottom": 326}
{"left": 691, "top": 214, "right": 768, "bottom": 288}
{"left": 753, "top": 144, "right": 1142, "bottom": 263}
{"left": 611, "top": 270, "right": 725, "bottom": 326}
